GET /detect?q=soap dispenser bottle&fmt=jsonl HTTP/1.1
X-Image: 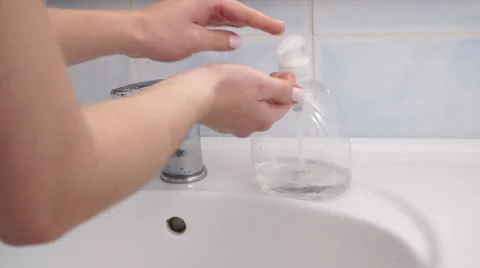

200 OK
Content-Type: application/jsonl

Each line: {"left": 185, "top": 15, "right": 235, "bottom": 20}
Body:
{"left": 250, "top": 35, "right": 352, "bottom": 200}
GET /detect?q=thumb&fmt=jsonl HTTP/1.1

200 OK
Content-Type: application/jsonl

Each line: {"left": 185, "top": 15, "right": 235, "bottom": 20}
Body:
{"left": 194, "top": 27, "right": 243, "bottom": 52}
{"left": 262, "top": 76, "right": 305, "bottom": 104}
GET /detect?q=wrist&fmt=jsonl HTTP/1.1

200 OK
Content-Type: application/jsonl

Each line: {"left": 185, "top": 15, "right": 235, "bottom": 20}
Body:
{"left": 141, "top": 68, "right": 219, "bottom": 123}
{"left": 76, "top": 9, "right": 144, "bottom": 58}
{"left": 122, "top": 10, "right": 150, "bottom": 59}
{"left": 179, "top": 67, "right": 220, "bottom": 120}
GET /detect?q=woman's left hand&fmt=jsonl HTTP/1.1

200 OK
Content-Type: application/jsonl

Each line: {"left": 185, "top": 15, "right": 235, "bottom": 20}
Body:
{"left": 127, "top": 0, "right": 285, "bottom": 62}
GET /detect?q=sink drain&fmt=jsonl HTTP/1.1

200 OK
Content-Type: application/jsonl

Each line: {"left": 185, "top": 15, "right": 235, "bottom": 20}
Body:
{"left": 166, "top": 217, "right": 186, "bottom": 235}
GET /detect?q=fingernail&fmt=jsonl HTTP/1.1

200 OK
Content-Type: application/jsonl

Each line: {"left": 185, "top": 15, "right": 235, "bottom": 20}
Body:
{"left": 229, "top": 35, "right": 243, "bottom": 49}
{"left": 292, "top": 87, "right": 306, "bottom": 103}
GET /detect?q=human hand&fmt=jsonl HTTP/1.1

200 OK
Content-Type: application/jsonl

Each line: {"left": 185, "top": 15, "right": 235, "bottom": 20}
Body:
{"left": 193, "top": 64, "right": 304, "bottom": 138}
{"left": 128, "top": 0, "right": 284, "bottom": 62}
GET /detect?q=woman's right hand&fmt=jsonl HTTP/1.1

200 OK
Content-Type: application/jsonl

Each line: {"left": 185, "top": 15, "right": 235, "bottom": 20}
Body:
{"left": 171, "top": 64, "right": 305, "bottom": 138}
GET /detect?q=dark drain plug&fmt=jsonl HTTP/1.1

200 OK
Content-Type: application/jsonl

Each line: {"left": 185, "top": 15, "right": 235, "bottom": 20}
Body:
{"left": 166, "top": 217, "right": 186, "bottom": 235}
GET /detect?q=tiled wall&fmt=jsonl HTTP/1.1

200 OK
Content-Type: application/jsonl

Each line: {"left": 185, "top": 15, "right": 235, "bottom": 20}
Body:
{"left": 47, "top": 0, "right": 480, "bottom": 138}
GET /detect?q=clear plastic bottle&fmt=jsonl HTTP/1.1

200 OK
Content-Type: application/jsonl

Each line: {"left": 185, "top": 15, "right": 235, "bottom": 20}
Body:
{"left": 251, "top": 35, "right": 352, "bottom": 200}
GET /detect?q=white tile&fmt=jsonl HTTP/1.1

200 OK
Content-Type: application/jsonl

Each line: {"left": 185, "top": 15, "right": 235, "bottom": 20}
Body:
{"left": 314, "top": 0, "right": 480, "bottom": 34}
{"left": 69, "top": 56, "right": 137, "bottom": 106}
{"left": 46, "top": 0, "right": 130, "bottom": 9}
{"left": 314, "top": 36, "right": 480, "bottom": 138}
{"left": 132, "top": 0, "right": 309, "bottom": 35}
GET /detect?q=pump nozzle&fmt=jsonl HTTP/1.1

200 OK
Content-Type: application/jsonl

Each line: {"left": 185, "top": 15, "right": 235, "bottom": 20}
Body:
{"left": 277, "top": 35, "right": 311, "bottom": 81}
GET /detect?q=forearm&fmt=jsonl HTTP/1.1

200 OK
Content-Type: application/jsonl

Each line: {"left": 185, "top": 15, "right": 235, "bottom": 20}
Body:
{"left": 0, "top": 0, "right": 208, "bottom": 245}
{"left": 49, "top": 82, "right": 204, "bottom": 242}
{"left": 1, "top": 88, "right": 202, "bottom": 246}
{"left": 47, "top": 8, "right": 141, "bottom": 65}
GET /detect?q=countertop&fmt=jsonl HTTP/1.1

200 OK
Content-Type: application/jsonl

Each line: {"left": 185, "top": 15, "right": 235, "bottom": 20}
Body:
{"left": 147, "top": 138, "right": 480, "bottom": 268}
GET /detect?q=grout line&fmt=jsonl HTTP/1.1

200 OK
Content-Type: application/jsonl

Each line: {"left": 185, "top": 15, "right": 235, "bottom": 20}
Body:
{"left": 239, "top": 32, "right": 480, "bottom": 39}
{"left": 307, "top": 0, "right": 316, "bottom": 80}
{"left": 238, "top": 34, "right": 306, "bottom": 40}
{"left": 239, "top": 34, "right": 285, "bottom": 38}
{"left": 238, "top": 34, "right": 313, "bottom": 40}
{"left": 131, "top": 59, "right": 141, "bottom": 82}
{"left": 311, "top": 36, "right": 317, "bottom": 80}
{"left": 316, "top": 31, "right": 480, "bottom": 39}
{"left": 307, "top": 0, "right": 314, "bottom": 35}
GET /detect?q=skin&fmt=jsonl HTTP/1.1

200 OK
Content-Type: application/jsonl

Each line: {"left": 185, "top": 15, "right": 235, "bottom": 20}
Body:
{"left": 0, "top": 0, "right": 302, "bottom": 246}
{"left": 48, "top": 0, "right": 285, "bottom": 64}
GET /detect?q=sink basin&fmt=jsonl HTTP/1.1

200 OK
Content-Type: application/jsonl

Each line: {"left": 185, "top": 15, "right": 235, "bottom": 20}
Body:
{"left": 0, "top": 138, "right": 436, "bottom": 268}
{"left": 1, "top": 190, "right": 431, "bottom": 268}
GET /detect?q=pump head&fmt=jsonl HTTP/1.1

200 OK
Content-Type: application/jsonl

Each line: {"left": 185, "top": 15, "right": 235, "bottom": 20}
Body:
{"left": 277, "top": 35, "right": 311, "bottom": 81}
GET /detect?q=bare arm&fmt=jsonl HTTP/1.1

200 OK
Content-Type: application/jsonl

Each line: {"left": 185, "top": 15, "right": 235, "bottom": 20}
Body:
{"left": 47, "top": 0, "right": 286, "bottom": 65}
{"left": 0, "top": 0, "right": 297, "bottom": 246}
{"left": 47, "top": 8, "right": 140, "bottom": 65}
{"left": 0, "top": 0, "right": 210, "bottom": 245}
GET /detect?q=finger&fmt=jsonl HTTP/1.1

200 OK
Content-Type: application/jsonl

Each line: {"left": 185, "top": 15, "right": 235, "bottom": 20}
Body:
{"left": 278, "top": 72, "right": 303, "bottom": 103}
{"left": 278, "top": 72, "right": 297, "bottom": 84}
{"left": 270, "top": 72, "right": 297, "bottom": 84}
{"left": 261, "top": 76, "right": 305, "bottom": 104}
{"left": 193, "top": 27, "right": 243, "bottom": 52}
{"left": 208, "top": 20, "right": 246, "bottom": 28}
{"left": 269, "top": 72, "right": 281, "bottom": 78}
{"left": 219, "top": 0, "right": 285, "bottom": 35}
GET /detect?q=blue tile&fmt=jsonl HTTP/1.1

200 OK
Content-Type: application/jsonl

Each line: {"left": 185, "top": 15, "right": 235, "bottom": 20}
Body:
{"left": 219, "top": 0, "right": 310, "bottom": 35}
{"left": 313, "top": 0, "right": 480, "bottom": 35}
{"left": 132, "top": 0, "right": 309, "bottom": 35}
{"left": 314, "top": 36, "right": 480, "bottom": 138}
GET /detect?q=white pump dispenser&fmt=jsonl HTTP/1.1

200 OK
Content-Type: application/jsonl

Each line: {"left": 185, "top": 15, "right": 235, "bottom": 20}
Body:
{"left": 277, "top": 35, "right": 312, "bottom": 82}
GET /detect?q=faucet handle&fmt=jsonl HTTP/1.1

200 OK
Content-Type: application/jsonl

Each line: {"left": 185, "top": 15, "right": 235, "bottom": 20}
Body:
{"left": 111, "top": 79, "right": 163, "bottom": 98}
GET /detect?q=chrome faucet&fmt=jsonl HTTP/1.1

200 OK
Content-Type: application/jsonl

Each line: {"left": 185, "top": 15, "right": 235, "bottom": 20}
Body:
{"left": 111, "top": 79, "right": 207, "bottom": 184}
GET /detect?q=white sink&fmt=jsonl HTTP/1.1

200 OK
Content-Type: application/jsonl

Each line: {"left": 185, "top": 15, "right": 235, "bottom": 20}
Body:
{"left": 0, "top": 138, "right": 439, "bottom": 268}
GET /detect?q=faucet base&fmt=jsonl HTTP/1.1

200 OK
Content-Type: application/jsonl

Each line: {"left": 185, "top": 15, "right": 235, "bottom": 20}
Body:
{"left": 160, "top": 165, "right": 208, "bottom": 184}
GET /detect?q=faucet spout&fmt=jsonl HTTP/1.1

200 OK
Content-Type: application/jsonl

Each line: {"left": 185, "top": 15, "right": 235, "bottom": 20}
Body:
{"left": 111, "top": 79, "right": 207, "bottom": 184}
